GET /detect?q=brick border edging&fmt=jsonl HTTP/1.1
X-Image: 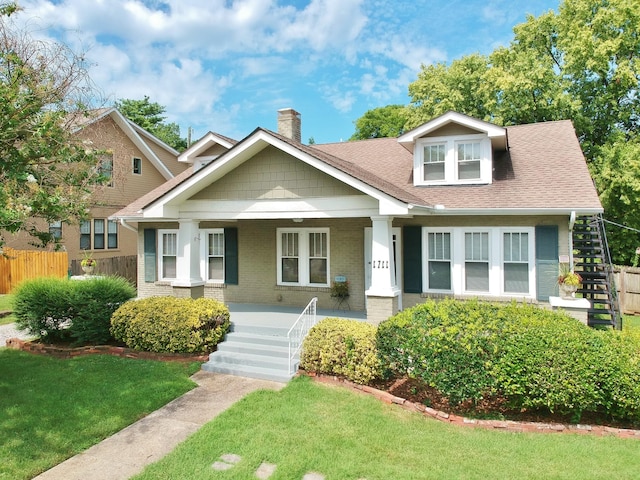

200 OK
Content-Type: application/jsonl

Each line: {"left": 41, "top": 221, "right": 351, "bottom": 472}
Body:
{"left": 304, "top": 372, "right": 640, "bottom": 439}
{"left": 5, "top": 338, "right": 209, "bottom": 363}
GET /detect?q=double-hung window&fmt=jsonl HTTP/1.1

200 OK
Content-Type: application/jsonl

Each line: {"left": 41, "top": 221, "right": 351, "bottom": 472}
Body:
{"left": 423, "top": 144, "right": 446, "bottom": 181}
{"left": 425, "top": 230, "right": 452, "bottom": 291}
{"left": 94, "top": 219, "right": 105, "bottom": 249}
{"left": 80, "top": 220, "right": 91, "bottom": 250}
{"left": 465, "top": 231, "right": 490, "bottom": 292}
{"left": 159, "top": 230, "right": 178, "bottom": 280}
{"left": 49, "top": 221, "right": 62, "bottom": 240}
{"left": 503, "top": 232, "right": 530, "bottom": 294}
{"left": 277, "top": 228, "right": 329, "bottom": 286}
{"left": 98, "top": 153, "right": 114, "bottom": 187}
{"left": 203, "top": 230, "right": 225, "bottom": 282}
{"left": 456, "top": 141, "right": 482, "bottom": 180}
{"left": 107, "top": 220, "right": 118, "bottom": 248}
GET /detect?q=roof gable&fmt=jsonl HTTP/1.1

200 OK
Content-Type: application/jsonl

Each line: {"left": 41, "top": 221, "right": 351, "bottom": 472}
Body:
{"left": 178, "top": 131, "right": 237, "bottom": 167}
{"left": 398, "top": 111, "right": 507, "bottom": 151}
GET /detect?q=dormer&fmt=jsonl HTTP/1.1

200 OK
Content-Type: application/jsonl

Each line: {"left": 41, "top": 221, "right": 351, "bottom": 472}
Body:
{"left": 178, "top": 131, "right": 237, "bottom": 171}
{"left": 398, "top": 111, "right": 507, "bottom": 186}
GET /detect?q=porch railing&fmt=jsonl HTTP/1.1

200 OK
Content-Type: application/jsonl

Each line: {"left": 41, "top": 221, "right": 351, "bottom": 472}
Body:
{"left": 287, "top": 297, "right": 318, "bottom": 375}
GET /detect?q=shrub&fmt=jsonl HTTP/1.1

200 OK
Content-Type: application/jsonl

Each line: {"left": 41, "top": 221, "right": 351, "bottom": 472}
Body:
{"left": 110, "top": 297, "right": 230, "bottom": 354}
{"left": 377, "top": 298, "right": 640, "bottom": 423}
{"left": 13, "top": 276, "right": 136, "bottom": 344}
{"left": 300, "top": 318, "right": 381, "bottom": 384}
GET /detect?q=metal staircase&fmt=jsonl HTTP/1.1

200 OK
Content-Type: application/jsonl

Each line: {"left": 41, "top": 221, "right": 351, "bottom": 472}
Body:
{"left": 572, "top": 215, "right": 622, "bottom": 329}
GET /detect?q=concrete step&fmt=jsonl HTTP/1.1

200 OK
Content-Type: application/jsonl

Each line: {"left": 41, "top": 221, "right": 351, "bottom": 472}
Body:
{"left": 216, "top": 340, "right": 290, "bottom": 358}
{"left": 225, "top": 331, "right": 290, "bottom": 348}
{"left": 202, "top": 321, "right": 297, "bottom": 383}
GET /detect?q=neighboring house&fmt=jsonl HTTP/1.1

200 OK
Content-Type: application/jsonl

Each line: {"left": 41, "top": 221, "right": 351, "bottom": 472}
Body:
{"left": 113, "top": 109, "right": 603, "bottom": 324}
{"left": 5, "top": 108, "right": 189, "bottom": 266}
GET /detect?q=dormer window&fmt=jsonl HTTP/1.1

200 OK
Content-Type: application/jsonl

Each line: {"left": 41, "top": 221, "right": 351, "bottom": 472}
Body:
{"left": 415, "top": 134, "right": 492, "bottom": 186}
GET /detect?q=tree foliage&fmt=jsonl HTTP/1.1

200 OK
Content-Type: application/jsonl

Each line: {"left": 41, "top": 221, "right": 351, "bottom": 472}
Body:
{"left": 350, "top": 104, "right": 409, "bottom": 140}
{"left": 0, "top": 6, "right": 105, "bottom": 248}
{"left": 353, "top": 0, "right": 640, "bottom": 263}
{"left": 115, "top": 96, "right": 187, "bottom": 151}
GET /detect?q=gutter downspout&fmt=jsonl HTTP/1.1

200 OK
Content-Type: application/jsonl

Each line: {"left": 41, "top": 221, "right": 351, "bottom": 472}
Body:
{"left": 569, "top": 211, "right": 576, "bottom": 269}
{"left": 120, "top": 218, "right": 138, "bottom": 234}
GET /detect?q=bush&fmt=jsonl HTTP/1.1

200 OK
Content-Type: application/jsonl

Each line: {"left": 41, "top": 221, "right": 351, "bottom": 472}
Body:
{"left": 377, "top": 298, "right": 640, "bottom": 423}
{"left": 300, "top": 318, "right": 381, "bottom": 384}
{"left": 13, "top": 276, "right": 136, "bottom": 344}
{"left": 110, "top": 297, "right": 230, "bottom": 354}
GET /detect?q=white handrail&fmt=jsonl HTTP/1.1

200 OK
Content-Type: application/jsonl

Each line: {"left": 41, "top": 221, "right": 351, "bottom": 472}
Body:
{"left": 287, "top": 297, "right": 318, "bottom": 375}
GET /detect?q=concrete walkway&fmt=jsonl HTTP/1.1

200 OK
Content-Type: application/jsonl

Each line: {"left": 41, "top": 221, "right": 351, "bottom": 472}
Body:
{"left": 33, "top": 371, "right": 284, "bottom": 480}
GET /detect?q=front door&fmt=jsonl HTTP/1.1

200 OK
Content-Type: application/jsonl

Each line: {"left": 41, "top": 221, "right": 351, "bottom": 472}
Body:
{"left": 364, "top": 227, "right": 402, "bottom": 310}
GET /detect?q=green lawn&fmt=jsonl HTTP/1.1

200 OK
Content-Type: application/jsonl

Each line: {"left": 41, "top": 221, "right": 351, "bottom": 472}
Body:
{"left": 134, "top": 376, "right": 640, "bottom": 480}
{"left": 0, "top": 350, "right": 200, "bottom": 480}
{"left": 0, "top": 294, "right": 15, "bottom": 326}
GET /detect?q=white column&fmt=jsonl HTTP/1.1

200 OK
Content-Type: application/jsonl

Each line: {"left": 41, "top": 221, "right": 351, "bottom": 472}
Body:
{"left": 366, "top": 216, "right": 400, "bottom": 297}
{"left": 173, "top": 220, "right": 204, "bottom": 287}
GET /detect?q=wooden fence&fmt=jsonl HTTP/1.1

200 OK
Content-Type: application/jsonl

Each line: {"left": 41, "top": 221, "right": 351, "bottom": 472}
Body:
{"left": 0, "top": 248, "right": 68, "bottom": 294}
{"left": 613, "top": 266, "right": 640, "bottom": 315}
{"left": 69, "top": 255, "right": 137, "bottom": 286}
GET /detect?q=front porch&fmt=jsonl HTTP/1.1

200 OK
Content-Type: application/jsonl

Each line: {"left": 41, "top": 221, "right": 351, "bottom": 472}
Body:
{"left": 227, "top": 302, "right": 366, "bottom": 329}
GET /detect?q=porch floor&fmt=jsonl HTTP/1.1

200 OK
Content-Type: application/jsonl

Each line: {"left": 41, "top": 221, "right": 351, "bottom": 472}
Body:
{"left": 226, "top": 302, "right": 366, "bottom": 329}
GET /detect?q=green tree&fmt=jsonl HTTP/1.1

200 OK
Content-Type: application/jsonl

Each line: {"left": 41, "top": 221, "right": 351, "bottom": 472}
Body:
{"left": 0, "top": 5, "right": 105, "bottom": 248}
{"left": 350, "top": 105, "right": 409, "bottom": 140}
{"left": 115, "top": 96, "right": 187, "bottom": 151}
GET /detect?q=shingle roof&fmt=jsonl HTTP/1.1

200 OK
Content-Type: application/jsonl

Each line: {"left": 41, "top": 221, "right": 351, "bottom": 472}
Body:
{"left": 112, "top": 117, "right": 602, "bottom": 220}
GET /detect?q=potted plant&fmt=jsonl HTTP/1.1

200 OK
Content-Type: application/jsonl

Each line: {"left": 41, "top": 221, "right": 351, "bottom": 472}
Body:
{"left": 81, "top": 253, "right": 96, "bottom": 275}
{"left": 330, "top": 280, "right": 349, "bottom": 299}
{"left": 557, "top": 264, "right": 581, "bottom": 299}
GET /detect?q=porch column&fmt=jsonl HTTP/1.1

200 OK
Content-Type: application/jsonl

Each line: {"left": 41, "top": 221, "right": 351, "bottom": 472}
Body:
{"left": 172, "top": 220, "right": 205, "bottom": 296}
{"left": 366, "top": 216, "right": 400, "bottom": 324}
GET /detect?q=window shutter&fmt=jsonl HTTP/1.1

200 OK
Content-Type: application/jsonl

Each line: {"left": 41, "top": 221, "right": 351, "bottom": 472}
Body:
{"left": 143, "top": 229, "right": 157, "bottom": 283}
{"left": 403, "top": 226, "right": 422, "bottom": 293}
{"left": 224, "top": 227, "right": 239, "bottom": 285}
{"left": 535, "top": 225, "right": 558, "bottom": 301}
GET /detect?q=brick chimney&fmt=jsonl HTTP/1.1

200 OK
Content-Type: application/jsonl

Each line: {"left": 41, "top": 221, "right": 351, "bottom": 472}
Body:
{"left": 277, "top": 108, "right": 301, "bottom": 143}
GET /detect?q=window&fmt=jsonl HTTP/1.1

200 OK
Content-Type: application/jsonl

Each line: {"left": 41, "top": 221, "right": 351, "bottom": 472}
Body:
{"left": 456, "top": 142, "right": 481, "bottom": 180}
{"left": 465, "top": 232, "right": 489, "bottom": 292}
{"left": 107, "top": 220, "right": 118, "bottom": 249}
{"left": 415, "top": 134, "right": 490, "bottom": 185}
{"left": 132, "top": 157, "right": 142, "bottom": 175}
{"left": 80, "top": 220, "right": 91, "bottom": 250}
{"left": 503, "top": 232, "right": 529, "bottom": 293}
{"left": 94, "top": 219, "right": 105, "bottom": 249}
{"left": 426, "top": 231, "right": 452, "bottom": 291}
{"left": 204, "top": 230, "right": 225, "bottom": 282}
{"left": 277, "top": 228, "right": 329, "bottom": 286}
{"left": 49, "top": 221, "right": 62, "bottom": 240}
{"left": 98, "top": 153, "right": 113, "bottom": 186}
{"left": 159, "top": 230, "right": 178, "bottom": 280}
{"left": 423, "top": 144, "right": 446, "bottom": 181}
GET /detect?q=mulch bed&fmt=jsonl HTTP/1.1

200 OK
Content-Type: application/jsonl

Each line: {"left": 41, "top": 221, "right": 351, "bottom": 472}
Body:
{"left": 305, "top": 372, "right": 640, "bottom": 439}
{"left": 5, "top": 337, "right": 209, "bottom": 363}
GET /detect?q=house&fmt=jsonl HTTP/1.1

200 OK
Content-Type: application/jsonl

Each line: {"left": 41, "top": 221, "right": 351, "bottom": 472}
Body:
{"left": 4, "top": 108, "right": 189, "bottom": 268}
{"left": 112, "top": 109, "right": 604, "bottom": 324}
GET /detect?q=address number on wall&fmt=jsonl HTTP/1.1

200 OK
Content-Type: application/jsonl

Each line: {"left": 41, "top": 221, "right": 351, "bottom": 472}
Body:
{"left": 372, "top": 260, "right": 389, "bottom": 269}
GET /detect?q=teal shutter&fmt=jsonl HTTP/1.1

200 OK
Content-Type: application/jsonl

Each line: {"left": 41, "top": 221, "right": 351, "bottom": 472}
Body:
{"left": 403, "top": 226, "right": 422, "bottom": 293}
{"left": 143, "top": 229, "right": 157, "bottom": 283}
{"left": 535, "top": 225, "right": 559, "bottom": 301}
{"left": 224, "top": 227, "right": 238, "bottom": 285}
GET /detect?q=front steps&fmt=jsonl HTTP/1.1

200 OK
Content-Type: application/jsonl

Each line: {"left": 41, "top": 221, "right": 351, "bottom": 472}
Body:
{"left": 202, "top": 323, "right": 296, "bottom": 383}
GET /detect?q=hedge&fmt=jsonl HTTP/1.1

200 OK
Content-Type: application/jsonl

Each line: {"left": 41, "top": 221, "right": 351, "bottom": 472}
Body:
{"left": 110, "top": 296, "right": 230, "bottom": 354}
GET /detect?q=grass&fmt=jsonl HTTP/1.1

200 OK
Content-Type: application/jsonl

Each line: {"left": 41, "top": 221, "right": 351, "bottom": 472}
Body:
{"left": 623, "top": 314, "right": 640, "bottom": 331}
{"left": 0, "top": 350, "right": 200, "bottom": 480}
{"left": 134, "top": 376, "right": 640, "bottom": 480}
{"left": 0, "top": 294, "right": 15, "bottom": 326}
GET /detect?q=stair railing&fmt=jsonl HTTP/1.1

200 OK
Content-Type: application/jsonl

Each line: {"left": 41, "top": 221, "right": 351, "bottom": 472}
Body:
{"left": 287, "top": 297, "right": 318, "bottom": 375}
{"left": 594, "top": 214, "right": 623, "bottom": 329}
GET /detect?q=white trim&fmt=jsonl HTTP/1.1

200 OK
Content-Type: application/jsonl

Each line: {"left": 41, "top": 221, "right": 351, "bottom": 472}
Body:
{"left": 421, "top": 226, "right": 536, "bottom": 298}
{"left": 412, "top": 206, "right": 604, "bottom": 216}
{"left": 158, "top": 229, "right": 178, "bottom": 281}
{"left": 414, "top": 134, "right": 492, "bottom": 186}
{"left": 200, "top": 228, "right": 225, "bottom": 283}
{"left": 178, "top": 131, "right": 235, "bottom": 164}
{"left": 277, "top": 227, "right": 330, "bottom": 287}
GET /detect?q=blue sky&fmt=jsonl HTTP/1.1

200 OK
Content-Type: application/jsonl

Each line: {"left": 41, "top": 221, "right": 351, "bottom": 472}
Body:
{"left": 16, "top": 0, "right": 560, "bottom": 144}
